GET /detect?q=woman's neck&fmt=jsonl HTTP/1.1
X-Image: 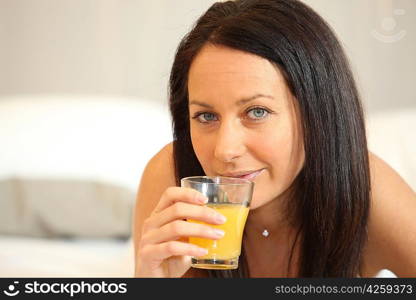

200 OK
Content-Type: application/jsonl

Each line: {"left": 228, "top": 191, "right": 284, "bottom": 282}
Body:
{"left": 245, "top": 186, "right": 296, "bottom": 237}
{"left": 243, "top": 189, "right": 301, "bottom": 277}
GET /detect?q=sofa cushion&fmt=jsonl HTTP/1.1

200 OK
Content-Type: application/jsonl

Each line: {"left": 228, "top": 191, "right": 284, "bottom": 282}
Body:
{"left": 0, "top": 177, "right": 134, "bottom": 239}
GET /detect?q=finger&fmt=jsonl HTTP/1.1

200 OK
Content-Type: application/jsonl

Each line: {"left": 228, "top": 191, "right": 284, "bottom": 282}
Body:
{"left": 153, "top": 187, "right": 208, "bottom": 214}
{"left": 142, "top": 220, "right": 225, "bottom": 245}
{"left": 145, "top": 201, "right": 227, "bottom": 231}
{"left": 142, "top": 241, "right": 208, "bottom": 263}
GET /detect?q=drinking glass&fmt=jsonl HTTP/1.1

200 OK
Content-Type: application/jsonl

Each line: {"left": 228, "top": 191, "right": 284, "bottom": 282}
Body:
{"left": 181, "top": 176, "right": 254, "bottom": 270}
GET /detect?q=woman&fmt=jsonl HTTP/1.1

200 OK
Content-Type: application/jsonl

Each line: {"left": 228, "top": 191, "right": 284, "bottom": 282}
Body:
{"left": 133, "top": 0, "right": 416, "bottom": 277}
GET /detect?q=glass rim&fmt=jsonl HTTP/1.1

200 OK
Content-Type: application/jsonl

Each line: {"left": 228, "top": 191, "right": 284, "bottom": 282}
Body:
{"left": 181, "top": 176, "right": 254, "bottom": 186}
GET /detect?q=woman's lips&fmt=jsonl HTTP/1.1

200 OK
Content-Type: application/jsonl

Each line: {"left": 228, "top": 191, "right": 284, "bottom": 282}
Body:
{"left": 222, "top": 168, "right": 265, "bottom": 181}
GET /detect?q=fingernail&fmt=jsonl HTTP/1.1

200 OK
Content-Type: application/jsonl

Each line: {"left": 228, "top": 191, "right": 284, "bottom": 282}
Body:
{"left": 198, "top": 195, "right": 208, "bottom": 204}
{"left": 215, "top": 214, "right": 227, "bottom": 224}
{"left": 197, "top": 248, "right": 208, "bottom": 255}
{"left": 212, "top": 229, "right": 225, "bottom": 238}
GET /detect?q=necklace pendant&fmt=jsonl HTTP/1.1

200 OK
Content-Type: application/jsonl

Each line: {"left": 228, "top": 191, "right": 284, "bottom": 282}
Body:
{"left": 262, "top": 229, "right": 269, "bottom": 237}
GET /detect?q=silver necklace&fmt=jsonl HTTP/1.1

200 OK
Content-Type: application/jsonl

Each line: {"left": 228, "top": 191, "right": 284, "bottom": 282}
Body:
{"left": 262, "top": 229, "right": 269, "bottom": 237}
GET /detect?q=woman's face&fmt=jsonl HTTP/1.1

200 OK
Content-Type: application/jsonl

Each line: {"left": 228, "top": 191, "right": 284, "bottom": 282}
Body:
{"left": 188, "top": 44, "right": 304, "bottom": 209}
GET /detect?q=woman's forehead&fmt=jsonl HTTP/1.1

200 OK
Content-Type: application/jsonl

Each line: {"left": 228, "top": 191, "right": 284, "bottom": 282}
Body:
{"left": 189, "top": 44, "right": 278, "bottom": 80}
{"left": 188, "top": 45, "right": 290, "bottom": 105}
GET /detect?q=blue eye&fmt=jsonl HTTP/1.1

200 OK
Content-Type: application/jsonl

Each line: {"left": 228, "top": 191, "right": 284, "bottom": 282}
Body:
{"left": 193, "top": 112, "right": 218, "bottom": 123}
{"left": 247, "top": 107, "right": 269, "bottom": 120}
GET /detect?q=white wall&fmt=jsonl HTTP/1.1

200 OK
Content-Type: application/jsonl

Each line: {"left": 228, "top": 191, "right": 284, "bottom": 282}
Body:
{"left": 0, "top": 0, "right": 217, "bottom": 103}
{"left": 0, "top": 0, "right": 414, "bottom": 113}
{"left": 302, "top": 0, "right": 415, "bottom": 113}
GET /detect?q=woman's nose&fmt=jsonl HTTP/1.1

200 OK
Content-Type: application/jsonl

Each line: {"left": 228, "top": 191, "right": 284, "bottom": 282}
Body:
{"left": 214, "top": 121, "right": 246, "bottom": 163}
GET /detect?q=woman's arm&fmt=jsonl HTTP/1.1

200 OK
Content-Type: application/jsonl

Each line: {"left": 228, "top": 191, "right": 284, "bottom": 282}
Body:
{"left": 132, "top": 142, "right": 210, "bottom": 278}
{"left": 133, "top": 142, "right": 176, "bottom": 272}
{"left": 362, "top": 152, "right": 416, "bottom": 277}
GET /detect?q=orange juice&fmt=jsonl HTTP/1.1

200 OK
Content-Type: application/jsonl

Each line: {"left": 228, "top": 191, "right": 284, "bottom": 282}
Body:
{"left": 188, "top": 203, "right": 249, "bottom": 268}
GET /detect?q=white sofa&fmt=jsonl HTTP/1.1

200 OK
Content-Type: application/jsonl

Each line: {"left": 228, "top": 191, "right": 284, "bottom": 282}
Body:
{"left": 0, "top": 95, "right": 413, "bottom": 277}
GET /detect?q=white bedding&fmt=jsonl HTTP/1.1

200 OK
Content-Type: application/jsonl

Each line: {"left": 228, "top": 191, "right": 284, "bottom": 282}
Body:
{"left": 0, "top": 235, "right": 134, "bottom": 277}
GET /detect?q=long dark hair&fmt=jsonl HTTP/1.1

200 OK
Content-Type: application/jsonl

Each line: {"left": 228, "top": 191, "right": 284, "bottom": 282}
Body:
{"left": 169, "top": 0, "right": 370, "bottom": 277}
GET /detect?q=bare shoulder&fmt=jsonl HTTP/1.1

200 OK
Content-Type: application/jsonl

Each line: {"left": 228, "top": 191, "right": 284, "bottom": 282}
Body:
{"left": 361, "top": 152, "right": 416, "bottom": 277}
{"left": 138, "top": 141, "right": 176, "bottom": 189}
{"left": 133, "top": 142, "right": 176, "bottom": 250}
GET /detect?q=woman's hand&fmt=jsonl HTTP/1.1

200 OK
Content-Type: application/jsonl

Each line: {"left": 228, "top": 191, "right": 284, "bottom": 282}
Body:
{"left": 134, "top": 187, "right": 227, "bottom": 277}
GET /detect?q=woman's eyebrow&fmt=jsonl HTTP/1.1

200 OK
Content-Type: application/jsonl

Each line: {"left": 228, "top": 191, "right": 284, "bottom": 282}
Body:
{"left": 236, "top": 94, "right": 274, "bottom": 105}
{"left": 188, "top": 100, "right": 213, "bottom": 108}
{"left": 189, "top": 93, "right": 274, "bottom": 108}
